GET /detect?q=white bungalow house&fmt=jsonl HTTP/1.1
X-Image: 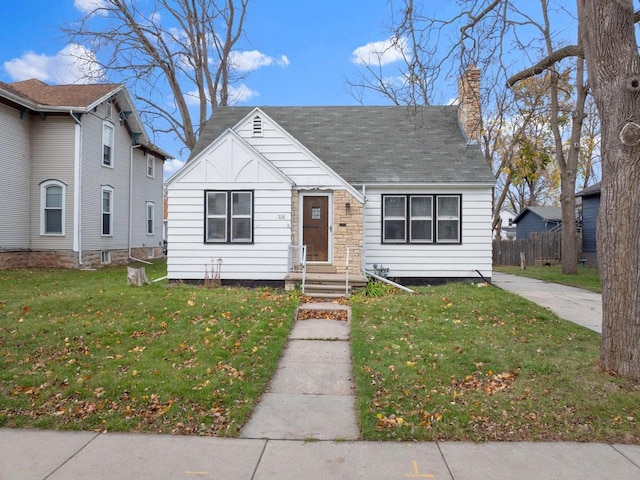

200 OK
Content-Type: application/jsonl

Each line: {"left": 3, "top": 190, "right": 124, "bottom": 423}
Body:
{"left": 166, "top": 68, "right": 494, "bottom": 289}
{"left": 0, "top": 79, "right": 169, "bottom": 268}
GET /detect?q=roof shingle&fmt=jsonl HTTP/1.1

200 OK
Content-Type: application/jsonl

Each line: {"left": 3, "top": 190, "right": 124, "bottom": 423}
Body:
{"left": 191, "top": 106, "right": 494, "bottom": 185}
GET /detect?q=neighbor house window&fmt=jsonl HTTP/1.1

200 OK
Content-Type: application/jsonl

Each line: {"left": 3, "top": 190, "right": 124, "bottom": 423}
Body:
{"left": 146, "top": 201, "right": 154, "bottom": 235}
{"left": 103, "top": 122, "right": 114, "bottom": 167}
{"left": 382, "top": 194, "right": 461, "bottom": 244}
{"left": 101, "top": 186, "right": 113, "bottom": 236}
{"left": 205, "top": 190, "right": 253, "bottom": 243}
{"left": 146, "top": 155, "right": 155, "bottom": 178}
{"left": 40, "top": 180, "right": 66, "bottom": 235}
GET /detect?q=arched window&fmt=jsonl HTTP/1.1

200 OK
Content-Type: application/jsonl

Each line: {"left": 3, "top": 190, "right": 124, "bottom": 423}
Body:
{"left": 40, "top": 180, "right": 66, "bottom": 235}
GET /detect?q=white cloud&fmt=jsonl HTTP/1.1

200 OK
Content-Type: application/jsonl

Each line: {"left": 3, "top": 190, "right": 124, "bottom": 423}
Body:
{"left": 73, "top": 0, "right": 109, "bottom": 16}
{"left": 352, "top": 36, "right": 408, "bottom": 67}
{"left": 4, "top": 44, "right": 104, "bottom": 84}
{"left": 164, "top": 158, "right": 186, "bottom": 179}
{"left": 229, "top": 50, "right": 290, "bottom": 72}
{"left": 228, "top": 83, "right": 259, "bottom": 103}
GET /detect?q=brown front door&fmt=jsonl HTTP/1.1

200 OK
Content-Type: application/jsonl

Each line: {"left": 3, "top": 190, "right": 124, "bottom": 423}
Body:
{"left": 303, "top": 195, "right": 329, "bottom": 262}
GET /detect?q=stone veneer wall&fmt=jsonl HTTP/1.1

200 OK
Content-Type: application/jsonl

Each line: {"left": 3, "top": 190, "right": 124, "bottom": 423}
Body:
{"left": 0, "top": 247, "right": 162, "bottom": 270}
{"left": 291, "top": 190, "right": 363, "bottom": 274}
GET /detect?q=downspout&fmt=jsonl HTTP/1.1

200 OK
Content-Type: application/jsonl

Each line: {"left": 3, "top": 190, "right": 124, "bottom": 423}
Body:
{"left": 129, "top": 144, "right": 152, "bottom": 265}
{"left": 70, "top": 111, "right": 83, "bottom": 266}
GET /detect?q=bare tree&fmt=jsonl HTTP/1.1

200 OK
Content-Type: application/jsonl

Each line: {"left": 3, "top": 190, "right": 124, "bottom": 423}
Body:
{"left": 578, "top": 0, "right": 640, "bottom": 378}
{"left": 65, "top": 0, "right": 249, "bottom": 153}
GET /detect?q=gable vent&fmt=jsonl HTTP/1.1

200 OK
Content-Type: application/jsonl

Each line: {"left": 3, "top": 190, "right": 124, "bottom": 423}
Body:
{"left": 252, "top": 115, "right": 263, "bottom": 136}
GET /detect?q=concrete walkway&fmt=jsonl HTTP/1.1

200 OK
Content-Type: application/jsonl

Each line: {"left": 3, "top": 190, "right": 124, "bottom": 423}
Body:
{"left": 492, "top": 272, "right": 603, "bottom": 333}
{"left": 240, "top": 302, "right": 359, "bottom": 440}
{"left": 2, "top": 428, "right": 640, "bottom": 479}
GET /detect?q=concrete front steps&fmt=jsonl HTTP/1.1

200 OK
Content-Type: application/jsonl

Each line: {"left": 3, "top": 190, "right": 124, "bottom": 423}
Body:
{"left": 285, "top": 266, "right": 368, "bottom": 299}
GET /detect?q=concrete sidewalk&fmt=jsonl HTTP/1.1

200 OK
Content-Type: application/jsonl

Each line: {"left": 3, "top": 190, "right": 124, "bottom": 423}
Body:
{"left": 492, "top": 272, "right": 603, "bottom": 333}
{"left": 2, "top": 428, "right": 640, "bottom": 480}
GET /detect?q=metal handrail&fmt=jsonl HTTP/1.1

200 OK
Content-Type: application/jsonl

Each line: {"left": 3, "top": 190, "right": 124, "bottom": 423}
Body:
{"left": 345, "top": 246, "right": 364, "bottom": 296}
{"left": 288, "top": 244, "right": 307, "bottom": 294}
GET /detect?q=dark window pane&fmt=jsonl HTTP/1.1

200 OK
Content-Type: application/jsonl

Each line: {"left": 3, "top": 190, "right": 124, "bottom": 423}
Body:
{"left": 438, "top": 196, "right": 459, "bottom": 217}
{"left": 384, "top": 196, "right": 405, "bottom": 217}
{"left": 384, "top": 219, "right": 405, "bottom": 241}
{"left": 411, "top": 219, "right": 432, "bottom": 241}
{"left": 411, "top": 196, "right": 431, "bottom": 217}
{"left": 232, "top": 218, "right": 251, "bottom": 241}
{"left": 102, "top": 213, "right": 111, "bottom": 235}
{"left": 207, "top": 218, "right": 226, "bottom": 241}
{"left": 46, "top": 186, "right": 62, "bottom": 208}
{"left": 207, "top": 193, "right": 226, "bottom": 215}
{"left": 46, "top": 210, "right": 62, "bottom": 234}
{"left": 232, "top": 192, "right": 251, "bottom": 216}
{"left": 438, "top": 220, "right": 459, "bottom": 241}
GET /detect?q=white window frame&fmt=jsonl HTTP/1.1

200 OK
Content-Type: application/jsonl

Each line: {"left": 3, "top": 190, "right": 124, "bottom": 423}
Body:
{"left": 40, "top": 180, "right": 66, "bottom": 236}
{"left": 101, "top": 186, "right": 114, "bottom": 236}
{"left": 146, "top": 201, "right": 155, "bottom": 235}
{"left": 382, "top": 195, "right": 407, "bottom": 243}
{"left": 436, "top": 195, "right": 461, "bottom": 243}
{"left": 102, "top": 121, "right": 115, "bottom": 167}
{"left": 146, "top": 155, "right": 155, "bottom": 178}
{"left": 205, "top": 190, "right": 253, "bottom": 243}
{"left": 409, "top": 195, "right": 433, "bottom": 243}
{"left": 382, "top": 194, "right": 462, "bottom": 244}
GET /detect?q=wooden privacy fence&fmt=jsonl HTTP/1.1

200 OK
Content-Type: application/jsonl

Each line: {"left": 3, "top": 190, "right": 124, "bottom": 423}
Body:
{"left": 493, "top": 231, "right": 573, "bottom": 266}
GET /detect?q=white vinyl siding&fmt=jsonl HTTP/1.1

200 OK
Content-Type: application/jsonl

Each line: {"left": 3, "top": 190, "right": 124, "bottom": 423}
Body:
{"left": 30, "top": 116, "right": 75, "bottom": 250}
{"left": 365, "top": 186, "right": 492, "bottom": 279}
{"left": 0, "top": 103, "right": 31, "bottom": 248}
{"left": 167, "top": 133, "right": 293, "bottom": 281}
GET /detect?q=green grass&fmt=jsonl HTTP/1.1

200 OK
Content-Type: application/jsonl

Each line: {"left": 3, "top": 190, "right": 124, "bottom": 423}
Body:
{"left": 350, "top": 283, "right": 640, "bottom": 443}
{"left": 0, "top": 260, "right": 299, "bottom": 436}
{"left": 494, "top": 265, "right": 601, "bottom": 293}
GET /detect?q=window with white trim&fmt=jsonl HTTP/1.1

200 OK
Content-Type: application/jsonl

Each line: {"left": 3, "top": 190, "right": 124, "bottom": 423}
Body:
{"left": 382, "top": 194, "right": 461, "bottom": 244}
{"left": 205, "top": 190, "right": 253, "bottom": 243}
{"left": 146, "top": 155, "right": 155, "bottom": 178}
{"left": 146, "top": 201, "right": 154, "bottom": 235}
{"left": 102, "top": 122, "right": 114, "bottom": 167}
{"left": 40, "top": 180, "right": 65, "bottom": 235}
{"left": 101, "top": 186, "right": 113, "bottom": 236}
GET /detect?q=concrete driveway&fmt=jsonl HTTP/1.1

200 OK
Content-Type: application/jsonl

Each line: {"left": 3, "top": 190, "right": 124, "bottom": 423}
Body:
{"left": 492, "top": 272, "right": 602, "bottom": 333}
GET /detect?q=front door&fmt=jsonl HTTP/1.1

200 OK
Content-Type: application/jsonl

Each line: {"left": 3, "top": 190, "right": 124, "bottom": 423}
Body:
{"left": 302, "top": 195, "right": 329, "bottom": 262}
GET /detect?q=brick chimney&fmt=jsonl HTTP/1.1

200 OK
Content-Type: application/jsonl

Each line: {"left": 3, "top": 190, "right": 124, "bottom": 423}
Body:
{"left": 458, "top": 65, "right": 482, "bottom": 143}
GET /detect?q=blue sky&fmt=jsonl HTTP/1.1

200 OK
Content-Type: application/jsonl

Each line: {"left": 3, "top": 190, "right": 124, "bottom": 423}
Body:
{"left": 1, "top": 1, "right": 425, "bottom": 175}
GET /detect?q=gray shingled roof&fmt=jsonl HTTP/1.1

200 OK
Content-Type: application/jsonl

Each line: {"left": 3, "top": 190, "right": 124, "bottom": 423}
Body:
{"left": 576, "top": 182, "right": 601, "bottom": 197}
{"left": 514, "top": 206, "right": 563, "bottom": 223}
{"left": 190, "top": 106, "right": 494, "bottom": 185}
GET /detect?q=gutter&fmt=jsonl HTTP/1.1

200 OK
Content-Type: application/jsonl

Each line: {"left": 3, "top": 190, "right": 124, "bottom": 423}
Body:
{"left": 128, "top": 144, "right": 152, "bottom": 265}
{"left": 70, "top": 110, "right": 83, "bottom": 266}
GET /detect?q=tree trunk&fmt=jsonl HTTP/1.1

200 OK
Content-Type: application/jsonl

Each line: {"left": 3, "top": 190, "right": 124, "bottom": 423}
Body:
{"left": 579, "top": 0, "right": 640, "bottom": 378}
{"left": 559, "top": 176, "right": 578, "bottom": 274}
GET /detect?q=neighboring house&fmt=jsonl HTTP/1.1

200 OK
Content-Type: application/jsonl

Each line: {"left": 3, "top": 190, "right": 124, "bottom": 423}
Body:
{"left": 513, "top": 206, "right": 562, "bottom": 240}
{"left": 494, "top": 209, "right": 517, "bottom": 240}
{"left": 166, "top": 67, "right": 494, "bottom": 285}
{"left": 0, "top": 79, "right": 169, "bottom": 269}
{"left": 576, "top": 182, "right": 600, "bottom": 266}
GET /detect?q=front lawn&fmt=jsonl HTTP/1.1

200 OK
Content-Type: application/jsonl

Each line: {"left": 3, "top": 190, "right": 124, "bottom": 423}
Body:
{"left": 350, "top": 283, "right": 639, "bottom": 442}
{"left": 0, "top": 260, "right": 298, "bottom": 435}
{"left": 494, "top": 265, "right": 601, "bottom": 293}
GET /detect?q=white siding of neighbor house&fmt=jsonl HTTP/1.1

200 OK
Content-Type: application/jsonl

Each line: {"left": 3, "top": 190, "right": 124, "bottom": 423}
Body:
{"left": 167, "top": 133, "right": 293, "bottom": 281}
{"left": 30, "top": 115, "right": 75, "bottom": 250}
{"left": 363, "top": 185, "right": 493, "bottom": 279}
{"left": 80, "top": 103, "right": 132, "bottom": 251}
{"left": 235, "top": 115, "right": 346, "bottom": 188}
{"left": 0, "top": 103, "right": 31, "bottom": 249}
{"left": 130, "top": 149, "right": 163, "bottom": 249}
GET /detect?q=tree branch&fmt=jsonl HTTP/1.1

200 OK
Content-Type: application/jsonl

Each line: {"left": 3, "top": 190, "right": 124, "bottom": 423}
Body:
{"left": 506, "top": 44, "right": 584, "bottom": 87}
